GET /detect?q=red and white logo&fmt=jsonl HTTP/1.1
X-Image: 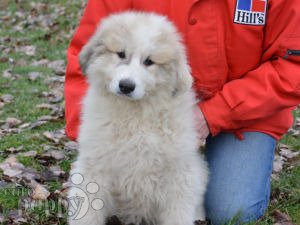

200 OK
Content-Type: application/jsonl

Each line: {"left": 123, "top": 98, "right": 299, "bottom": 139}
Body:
{"left": 234, "top": 0, "right": 268, "bottom": 25}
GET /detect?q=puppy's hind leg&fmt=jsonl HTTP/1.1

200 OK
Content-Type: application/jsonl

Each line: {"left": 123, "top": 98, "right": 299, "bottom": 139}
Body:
{"left": 157, "top": 173, "right": 205, "bottom": 225}
{"left": 194, "top": 201, "right": 206, "bottom": 221}
{"left": 158, "top": 192, "right": 197, "bottom": 225}
{"left": 158, "top": 203, "right": 195, "bottom": 225}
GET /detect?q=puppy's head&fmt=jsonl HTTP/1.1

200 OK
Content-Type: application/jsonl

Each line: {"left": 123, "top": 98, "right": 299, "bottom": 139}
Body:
{"left": 80, "top": 12, "right": 193, "bottom": 100}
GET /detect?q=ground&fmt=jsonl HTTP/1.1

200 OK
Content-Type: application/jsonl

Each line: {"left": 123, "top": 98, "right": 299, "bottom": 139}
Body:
{"left": 0, "top": 1, "right": 299, "bottom": 225}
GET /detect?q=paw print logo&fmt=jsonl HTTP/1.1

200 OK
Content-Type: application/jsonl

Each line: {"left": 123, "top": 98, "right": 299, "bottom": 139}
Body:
{"left": 67, "top": 173, "right": 104, "bottom": 220}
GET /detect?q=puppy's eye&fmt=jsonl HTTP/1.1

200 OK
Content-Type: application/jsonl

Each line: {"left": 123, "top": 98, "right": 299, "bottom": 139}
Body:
{"left": 117, "top": 51, "right": 126, "bottom": 59}
{"left": 144, "top": 58, "right": 154, "bottom": 66}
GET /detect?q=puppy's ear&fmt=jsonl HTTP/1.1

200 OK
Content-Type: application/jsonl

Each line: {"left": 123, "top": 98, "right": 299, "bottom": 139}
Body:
{"left": 175, "top": 53, "right": 193, "bottom": 95}
{"left": 79, "top": 36, "right": 103, "bottom": 75}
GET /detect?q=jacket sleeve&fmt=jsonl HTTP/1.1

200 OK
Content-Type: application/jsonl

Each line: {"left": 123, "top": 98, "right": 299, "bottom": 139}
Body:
{"left": 65, "top": 0, "right": 132, "bottom": 140}
{"left": 199, "top": 0, "right": 300, "bottom": 136}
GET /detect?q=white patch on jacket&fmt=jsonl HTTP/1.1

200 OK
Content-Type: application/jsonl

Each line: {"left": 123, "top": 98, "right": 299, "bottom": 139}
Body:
{"left": 69, "top": 12, "right": 209, "bottom": 225}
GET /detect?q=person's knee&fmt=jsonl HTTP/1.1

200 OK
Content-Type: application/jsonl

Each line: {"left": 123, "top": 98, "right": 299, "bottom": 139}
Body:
{"left": 205, "top": 196, "right": 268, "bottom": 225}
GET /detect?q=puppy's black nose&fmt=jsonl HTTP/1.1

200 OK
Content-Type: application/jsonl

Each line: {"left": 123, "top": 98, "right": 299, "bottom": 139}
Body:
{"left": 119, "top": 79, "right": 135, "bottom": 95}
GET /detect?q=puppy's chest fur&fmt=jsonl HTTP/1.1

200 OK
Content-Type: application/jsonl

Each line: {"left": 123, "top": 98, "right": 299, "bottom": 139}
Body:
{"left": 80, "top": 98, "right": 188, "bottom": 172}
{"left": 76, "top": 91, "right": 199, "bottom": 223}
{"left": 80, "top": 90, "right": 194, "bottom": 155}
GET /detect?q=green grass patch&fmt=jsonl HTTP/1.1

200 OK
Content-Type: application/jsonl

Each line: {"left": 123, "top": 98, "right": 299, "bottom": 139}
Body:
{"left": 0, "top": 186, "right": 31, "bottom": 210}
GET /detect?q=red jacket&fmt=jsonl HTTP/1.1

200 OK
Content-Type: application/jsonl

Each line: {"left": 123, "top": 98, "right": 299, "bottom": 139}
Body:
{"left": 65, "top": 0, "right": 300, "bottom": 140}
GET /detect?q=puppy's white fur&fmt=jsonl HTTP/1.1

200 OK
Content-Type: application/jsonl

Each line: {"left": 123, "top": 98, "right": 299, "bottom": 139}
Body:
{"left": 69, "top": 12, "right": 208, "bottom": 225}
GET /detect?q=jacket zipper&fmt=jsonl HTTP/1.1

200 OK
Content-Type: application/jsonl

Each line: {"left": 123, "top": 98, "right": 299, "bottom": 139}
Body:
{"left": 283, "top": 49, "right": 300, "bottom": 59}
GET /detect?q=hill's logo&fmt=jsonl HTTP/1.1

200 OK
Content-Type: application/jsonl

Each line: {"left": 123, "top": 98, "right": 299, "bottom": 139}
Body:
{"left": 234, "top": 0, "right": 268, "bottom": 25}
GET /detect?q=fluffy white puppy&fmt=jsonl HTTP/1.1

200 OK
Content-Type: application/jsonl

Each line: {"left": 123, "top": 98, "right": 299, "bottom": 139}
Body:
{"left": 69, "top": 12, "right": 208, "bottom": 225}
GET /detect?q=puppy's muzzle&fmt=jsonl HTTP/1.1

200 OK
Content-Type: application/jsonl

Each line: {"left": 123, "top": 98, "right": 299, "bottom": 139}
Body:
{"left": 119, "top": 79, "right": 136, "bottom": 95}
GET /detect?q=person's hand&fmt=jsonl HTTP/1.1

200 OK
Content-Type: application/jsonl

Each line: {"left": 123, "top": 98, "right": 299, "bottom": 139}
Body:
{"left": 193, "top": 106, "right": 210, "bottom": 145}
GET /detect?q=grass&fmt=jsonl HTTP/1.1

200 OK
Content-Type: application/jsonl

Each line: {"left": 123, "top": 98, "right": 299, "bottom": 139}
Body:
{"left": 0, "top": 0, "right": 299, "bottom": 224}
{"left": 268, "top": 110, "right": 300, "bottom": 224}
{"left": 0, "top": 185, "right": 31, "bottom": 210}
{"left": 269, "top": 164, "right": 300, "bottom": 223}
{"left": 0, "top": 1, "right": 76, "bottom": 223}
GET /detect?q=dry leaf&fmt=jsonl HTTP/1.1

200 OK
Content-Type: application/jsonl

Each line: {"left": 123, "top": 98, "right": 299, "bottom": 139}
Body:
{"left": 28, "top": 120, "right": 48, "bottom": 129}
{"left": 44, "top": 76, "right": 65, "bottom": 84}
{"left": 0, "top": 57, "right": 9, "bottom": 63}
{"left": 31, "top": 59, "right": 49, "bottom": 66}
{"left": 0, "top": 214, "right": 5, "bottom": 223}
{"left": 295, "top": 118, "right": 300, "bottom": 128}
{"left": 21, "top": 169, "right": 41, "bottom": 186}
{"left": 273, "top": 209, "right": 292, "bottom": 221}
{"left": 64, "top": 141, "right": 78, "bottom": 152}
{"left": 37, "top": 115, "right": 59, "bottom": 122}
{"left": 41, "top": 90, "right": 63, "bottom": 103}
{"left": 1, "top": 167, "right": 23, "bottom": 178}
{"left": 2, "top": 69, "right": 12, "bottom": 78}
{"left": 0, "top": 156, "right": 25, "bottom": 178}
{"left": 6, "top": 146, "right": 23, "bottom": 153}
{"left": 43, "top": 130, "right": 65, "bottom": 143}
{"left": 42, "top": 150, "right": 65, "bottom": 161}
{"left": 15, "top": 59, "right": 27, "bottom": 66}
{"left": 273, "top": 155, "right": 284, "bottom": 173}
{"left": 28, "top": 71, "right": 41, "bottom": 81}
{"left": 36, "top": 103, "right": 54, "bottom": 110}
{"left": 277, "top": 143, "right": 299, "bottom": 167}
{"left": 20, "top": 151, "right": 37, "bottom": 157}
{"left": 31, "top": 184, "right": 50, "bottom": 200}
{"left": 280, "top": 149, "right": 299, "bottom": 159}
{"left": 0, "top": 94, "right": 14, "bottom": 103}
{"left": 4, "top": 117, "right": 22, "bottom": 128}
{"left": 16, "top": 45, "right": 36, "bottom": 56}
{"left": 49, "top": 165, "right": 65, "bottom": 177}
{"left": 0, "top": 0, "right": 9, "bottom": 10}
{"left": 36, "top": 103, "right": 64, "bottom": 118}
{"left": 272, "top": 210, "right": 296, "bottom": 225}
{"left": 48, "top": 60, "right": 65, "bottom": 76}
{"left": 19, "top": 122, "right": 31, "bottom": 129}
{"left": 7, "top": 210, "right": 27, "bottom": 224}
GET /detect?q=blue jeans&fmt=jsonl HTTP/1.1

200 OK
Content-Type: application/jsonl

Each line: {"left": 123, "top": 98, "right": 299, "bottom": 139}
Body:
{"left": 204, "top": 132, "right": 276, "bottom": 225}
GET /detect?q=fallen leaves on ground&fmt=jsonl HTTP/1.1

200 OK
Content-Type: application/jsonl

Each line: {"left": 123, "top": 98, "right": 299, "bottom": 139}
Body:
{"left": 0, "top": 156, "right": 53, "bottom": 201}
{"left": 272, "top": 143, "right": 300, "bottom": 180}
{"left": 2, "top": 117, "right": 22, "bottom": 129}
{"left": 272, "top": 210, "right": 296, "bottom": 225}
{"left": 15, "top": 45, "right": 36, "bottom": 56}
{"left": 272, "top": 108, "right": 300, "bottom": 177}
{"left": 43, "top": 130, "right": 66, "bottom": 144}
{"left": 0, "top": 156, "right": 24, "bottom": 178}
{"left": 48, "top": 60, "right": 66, "bottom": 76}
{"left": 41, "top": 150, "right": 65, "bottom": 161}
{"left": 0, "top": 94, "right": 14, "bottom": 103}
{"left": 0, "top": 1, "right": 86, "bottom": 224}
{"left": 31, "top": 184, "right": 50, "bottom": 200}
{"left": 6, "top": 210, "right": 28, "bottom": 224}
{"left": 28, "top": 71, "right": 41, "bottom": 81}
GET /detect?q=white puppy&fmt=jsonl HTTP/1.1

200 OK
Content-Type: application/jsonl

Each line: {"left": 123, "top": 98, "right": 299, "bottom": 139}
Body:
{"left": 68, "top": 12, "right": 208, "bottom": 225}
